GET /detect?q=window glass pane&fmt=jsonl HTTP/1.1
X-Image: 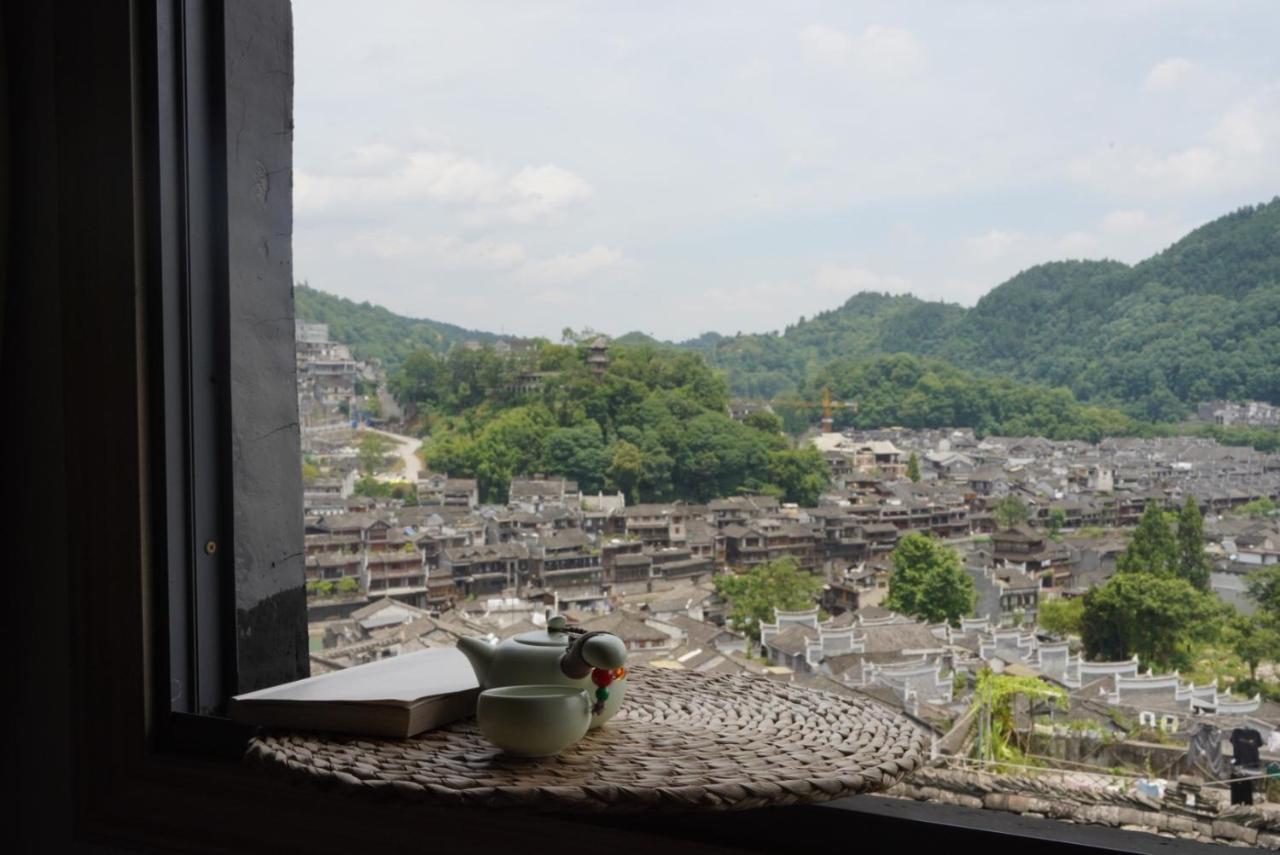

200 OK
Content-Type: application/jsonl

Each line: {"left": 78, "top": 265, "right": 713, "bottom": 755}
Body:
{"left": 271, "top": 1, "right": 1280, "bottom": 841}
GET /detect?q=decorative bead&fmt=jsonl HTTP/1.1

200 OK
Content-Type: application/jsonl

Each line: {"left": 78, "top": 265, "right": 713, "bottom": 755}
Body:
{"left": 591, "top": 668, "right": 614, "bottom": 688}
{"left": 595, "top": 686, "right": 609, "bottom": 702}
{"left": 612, "top": 667, "right": 626, "bottom": 680}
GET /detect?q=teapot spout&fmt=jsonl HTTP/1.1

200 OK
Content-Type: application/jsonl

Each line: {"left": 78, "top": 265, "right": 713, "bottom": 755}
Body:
{"left": 456, "top": 636, "right": 496, "bottom": 687}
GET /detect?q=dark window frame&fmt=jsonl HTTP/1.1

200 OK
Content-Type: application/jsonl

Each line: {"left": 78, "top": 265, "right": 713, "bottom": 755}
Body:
{"left": 3, "top": 0, "right": 1233, "bottom": 851}
{"left": 144, "top": 0, "right": 308, "bottom": 730}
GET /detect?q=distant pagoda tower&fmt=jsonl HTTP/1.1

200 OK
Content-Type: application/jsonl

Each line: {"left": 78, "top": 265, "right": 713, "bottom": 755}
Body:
{"left": 586, "top": 336, "right": 610, "bottom": 378}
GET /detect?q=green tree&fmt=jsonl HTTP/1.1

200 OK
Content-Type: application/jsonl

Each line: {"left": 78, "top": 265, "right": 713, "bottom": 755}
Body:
{"left": 971, "top": 670, "right": 1066, "bottom": 765}
{"left": 1247, "top": 566, "right": 1280, "bottom": 625}
{"left": 886, "top": 533, "right": 976, "bottom": 627}
{"left": 1037, "top": 596, "right": 1083, "bottom": 637}
{"left": 1175, "top": 495, "right": 1212, "bottom": 590}
{"left": 713, "top": 557, "right": 823, "bottom": 643}
{"left": 607, "top": 440, "right": 644, "bottom": 503}
{"left": 1236, "top": 496, "right": 1277, "bottom": 517}
{"left": 1116, "top": 502, "right": 1178, "bottom": 577}
{"left": 993, "top": 495, "right": 1028, "bottom": 530}
{"left": 301, "top": 460, "right": 320, "bottom": 485}
{"left": 1225, "top": 613, "right": 1280, "bottom": 682}
{"left": 743, "top": 409, "right": 784, "bottom": 436}
{"left": 1081, "top": 573, "right": 1221, "bottom": 670}
{"left": 906, "top": 452, "right": 922, "bottom": 482}
{"left": 766, "top": 447, "right": 829, "bottom": 506}
{"left": 542, "top": 423, "right": 610, "bottom": 492}
{"left": 1046, "top": 508, "right": 1067, "bottom": 539}
{"left": 336, "top": 577, "right": 360, "bottom": 595}
{"left": 357, "top": 431, "right": 394, "bottom": 474}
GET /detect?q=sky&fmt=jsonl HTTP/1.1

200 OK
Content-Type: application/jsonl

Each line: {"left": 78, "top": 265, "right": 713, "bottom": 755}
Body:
{"left": 293, "top": 0, "right": 1280, "bottom": 341}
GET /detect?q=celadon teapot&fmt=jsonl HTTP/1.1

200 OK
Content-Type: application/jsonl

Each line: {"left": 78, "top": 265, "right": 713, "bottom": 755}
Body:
{"left": 457, "top": 615, "right": 629, "bottom": 728}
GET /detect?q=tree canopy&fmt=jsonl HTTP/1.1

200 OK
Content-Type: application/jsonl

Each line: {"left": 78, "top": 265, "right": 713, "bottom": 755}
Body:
{"left": 1175, "top": 496, "right": 1212, "bottom": 591}
{"left": 1037, "top": 596, "right": 1083, "bottom": 637}
{"left": 1115, "top": 500, "right": 1211, "bottom": 590}
{"left": 886, "top": 533, "right": 976, "bottom": 627}
{"left": 994, "top": 495, "right": 1029, "bottom": 530}
{"left": 1248, "top": 565, "right": 1280, "bottom": 626}
{"left": 713, "top": 557, "right": 823, "bottom": 643}
{"left": 392, "top": 342, "right": 830, "bottom": 504}
{"left": 1080, "top": 572, "right": 1221, "bottom": 670}
{"left": 1115, "top": 503, "right": 1179, "bottom": 577}
{"left": 906, "top": 452, "right": 921, "bottom": 482}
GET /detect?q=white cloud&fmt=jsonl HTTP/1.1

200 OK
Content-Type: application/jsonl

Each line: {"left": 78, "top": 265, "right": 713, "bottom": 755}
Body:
{"left": 335, "top": 231, "right": 529, "bottom": 269}
{"left": 1068, "top": 82, "right": 1280, "bottom": 197}
{"left": 1210, "top": 93, "right": 1275, "bottom": 155}
{"left": 1142, "top": 57, "right": 1193, "bottom": 92}
{"left": 962, "top": 229, "right": 1022, "bottom": 261}
{"left": 1054, "top": 231, "right": 1098, "bottom": 255}
{"left": 476, "top": 164, "right": 594, "bottom": 225}
{"left": 814, "top": 264, "right": 912, "bottom": 295}
{"left": 520, "top": 246, "right": 623, "bottom": 283}
{"left": 1133, "top": 145, "right": 1221, "bottom": 186}
{"left": 296, "top": 146, "right": 593, "bottom": 224}
{"left": 1100, "top": 209, "right": 1150, "bottom": 233}
{"left": 798, "top": 24, "right": 852, "bottom": 68}
{"left": 426, "top": 236, "right": 529, "bottom": 269}
{"left": 335, "top": 230, "right": 420, "bottom": 259}
{"left": 799, "top": 24, "right": 926, "bottom": 77}
{"left": 529, "top": 288, "right": 574, "bottom": 305}
{"left": 857, "top": 25, "right": 927, "bottom": 77}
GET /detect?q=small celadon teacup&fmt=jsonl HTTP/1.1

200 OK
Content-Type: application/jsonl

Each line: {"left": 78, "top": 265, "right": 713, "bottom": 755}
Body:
{"left": 476, "top": 685, "right": 592, "bottom": 758}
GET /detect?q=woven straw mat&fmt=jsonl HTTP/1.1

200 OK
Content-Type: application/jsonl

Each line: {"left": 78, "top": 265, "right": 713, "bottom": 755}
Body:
{"left": 246, "top": 665, "right": 927, "bottom": 812}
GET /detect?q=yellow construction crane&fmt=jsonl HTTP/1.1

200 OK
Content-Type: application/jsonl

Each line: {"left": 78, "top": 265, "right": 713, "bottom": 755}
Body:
{"left": 736, "top": 387, "right": 858, "bottom": 433}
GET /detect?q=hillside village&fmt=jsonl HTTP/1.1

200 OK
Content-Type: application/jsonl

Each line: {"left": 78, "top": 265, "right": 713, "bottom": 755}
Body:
{"left": 295, "top": 317, "right": 1280, "bottom": 847}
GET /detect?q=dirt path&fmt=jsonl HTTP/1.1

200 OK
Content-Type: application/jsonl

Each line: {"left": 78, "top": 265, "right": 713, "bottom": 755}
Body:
{"left": 363, "top": 427, "right": 422, "bottom": 483}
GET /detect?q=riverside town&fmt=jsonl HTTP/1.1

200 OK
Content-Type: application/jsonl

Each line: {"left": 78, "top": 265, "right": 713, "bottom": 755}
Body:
{"left": 294, "top": 197, "right": 1280, "bottom": 847}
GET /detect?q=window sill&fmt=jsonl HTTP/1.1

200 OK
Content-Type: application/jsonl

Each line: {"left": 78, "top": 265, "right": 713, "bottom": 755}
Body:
{"left": 84, "top": 735, "right": 1233, "bottom": 855}
{"left": 146, "top": 713, "right": 1230, "bottom": 855}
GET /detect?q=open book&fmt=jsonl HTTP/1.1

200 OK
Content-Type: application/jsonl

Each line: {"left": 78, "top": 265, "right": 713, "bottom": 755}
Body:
{"left": 229, "top": 647, "right": 480, "bottom": 737}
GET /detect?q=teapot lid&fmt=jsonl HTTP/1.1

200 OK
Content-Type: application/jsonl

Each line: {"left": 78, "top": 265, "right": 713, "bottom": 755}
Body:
{"left": 512, "top": 614, "right": 573, "bottom": 647}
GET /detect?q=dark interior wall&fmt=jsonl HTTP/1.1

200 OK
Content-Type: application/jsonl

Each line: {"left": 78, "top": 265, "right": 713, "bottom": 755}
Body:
{"left": 5, "top": 1, "right": 111, "bottom": 849}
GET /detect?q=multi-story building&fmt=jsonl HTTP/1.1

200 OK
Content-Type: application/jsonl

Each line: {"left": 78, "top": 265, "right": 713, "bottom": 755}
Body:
{"left": 416, "top": 473, "right": 479, "bottom": 509}
{"left": 722, "top": 518, "right": 818, "bottom": 571}
{"left": 440, "top": 543, "right": 532, "bottom": 598}
{"left": 624, "top": 503, "right": 688, "bottom": 547}
{"left": 509, "top": 477, "right": 582, "bottom": 513}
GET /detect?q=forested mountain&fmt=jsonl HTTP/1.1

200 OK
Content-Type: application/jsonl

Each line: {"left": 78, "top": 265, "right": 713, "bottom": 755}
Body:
{"left": 389, "top": 343, "right": 1134, "bottom": 504}
{"left": 300, "top": 198, "right": 1280, "bottom": 419}
{"left": 684, "top": 199, "right": 1280, "bottom": 418}
{"left": 294, "top": 283, "right": 497, "bottom": 366}
{"left": 795, "top": 353, "right": 1137, "bottom": 441}
{"left": 683, "top": 292, "right": 967, "bottom": 399}
{"left": 394, "top": 343, "right": 830, "bottom": 505}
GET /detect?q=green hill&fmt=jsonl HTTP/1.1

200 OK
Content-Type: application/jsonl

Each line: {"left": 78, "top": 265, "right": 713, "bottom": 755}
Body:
{"left": 692, "top": 198, "right": 1280, "bottom": 418}
{"left": 294, "top": 283, "right": 497, "bottom": 367}
{"left": 300, "top": 198, "right": 1280, "bottom": 419}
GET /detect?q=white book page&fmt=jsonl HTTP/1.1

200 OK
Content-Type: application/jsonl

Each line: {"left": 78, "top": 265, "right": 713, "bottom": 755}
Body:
{"left": 233, "top": 646, "right": 478, "bottom": 704}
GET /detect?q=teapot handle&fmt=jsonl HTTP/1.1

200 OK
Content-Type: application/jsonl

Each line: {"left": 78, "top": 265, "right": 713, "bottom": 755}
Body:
{"left": 559, "top": 630, "right": 611, "bottom": 678}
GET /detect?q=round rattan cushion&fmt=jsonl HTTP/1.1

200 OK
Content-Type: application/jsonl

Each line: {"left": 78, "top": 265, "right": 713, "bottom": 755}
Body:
{"left": 246, "top": 666, "right": 927, "bottom": 812}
